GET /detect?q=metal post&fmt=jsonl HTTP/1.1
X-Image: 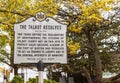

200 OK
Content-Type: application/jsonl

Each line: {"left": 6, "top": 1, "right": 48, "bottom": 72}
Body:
{"left": 37, "top": 61, "right": 44, "bottom": 83}
{"left": 38, "top": 71, "right": 43, "bottom": 83}
{"left": 26, "top": 68, "right": 27, "bottom": 83}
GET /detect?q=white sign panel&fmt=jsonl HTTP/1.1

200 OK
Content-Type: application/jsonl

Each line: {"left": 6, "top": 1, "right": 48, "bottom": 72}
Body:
{"left": 14, "top": 17, "right": 67, "bottom": 64}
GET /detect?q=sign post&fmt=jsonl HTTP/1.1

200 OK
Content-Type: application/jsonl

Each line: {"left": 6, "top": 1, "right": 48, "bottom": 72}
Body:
{"left": 14, "top": 12, "right": 67, "bottom": 83}
{"left": 37, "top": 60, "right": 44, "bottom": 83}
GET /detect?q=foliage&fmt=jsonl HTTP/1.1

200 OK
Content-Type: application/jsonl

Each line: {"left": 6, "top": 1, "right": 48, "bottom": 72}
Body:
{"left": 8, "top": 75, "right": 24, "bottom": 83}
{"left": 9, "top": 77, "right": 58, "bottom": 83}
{"left": 26, "top": 78, "right": 38, "bottom": 83}
{"left": 0, "top": 0, "right": 60, "bottom": 74}
{"left": 26, "top": 78, "right": 58, "bottom": 83}
{"left": 0, "top": 32, "right": 10, "bottom": 65}
{"left": 0, "top": 0, "right": 119, "bottom": 64}
{"left": 67, "top": 38, "right": 80, "bottom": 55}
{"left": 0, "top": 0, "right": 120, "bottom": 82}
{"left": 44, "top": 79, "right": 58, "bottom": 83}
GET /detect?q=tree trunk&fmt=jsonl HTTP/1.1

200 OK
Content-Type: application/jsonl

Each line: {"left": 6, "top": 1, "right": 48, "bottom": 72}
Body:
{"left": 84, "top": 29, "right": 102, "bottom": 83}
{"left": 10, "top": 38, "right": 19, "bottom": 75}
{"left": 81, "top": 66, "right": 93, "bottom": 83}
{"left": 13, "top": 64, "right": 18, "bottom": 75}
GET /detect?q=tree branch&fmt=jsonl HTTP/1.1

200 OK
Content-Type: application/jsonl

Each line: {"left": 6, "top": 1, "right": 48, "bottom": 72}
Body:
{"left": 0, "top": 9, "right": 34, "bottom": 17}
{"left": 81, "top": 66, "right": 93, "bottom": 83}
{"left": 110, "top": 73, "right": 120, "bottom": 81}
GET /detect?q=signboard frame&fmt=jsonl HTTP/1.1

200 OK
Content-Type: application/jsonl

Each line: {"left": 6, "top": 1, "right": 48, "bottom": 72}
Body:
{"left": 14, "top": 13, "right": 67, "bottom": 64}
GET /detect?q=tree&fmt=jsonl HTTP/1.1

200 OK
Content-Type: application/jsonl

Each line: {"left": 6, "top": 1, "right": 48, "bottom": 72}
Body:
{"left": 0, "top": 33, "right": 9, "bottom": 64}
{"left": 0, "top": 0, "right": 60, "bottom": 75}
{"left": 0, "top": 0, "right": 120, "bottom": 83}
{"left": 56, "top": 0, "right": 120, "bottom": 83}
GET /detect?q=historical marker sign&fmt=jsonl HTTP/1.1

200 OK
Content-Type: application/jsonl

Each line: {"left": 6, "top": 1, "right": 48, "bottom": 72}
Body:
{"left": 14, "top": 16, "right": 67, "bottom": 64}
